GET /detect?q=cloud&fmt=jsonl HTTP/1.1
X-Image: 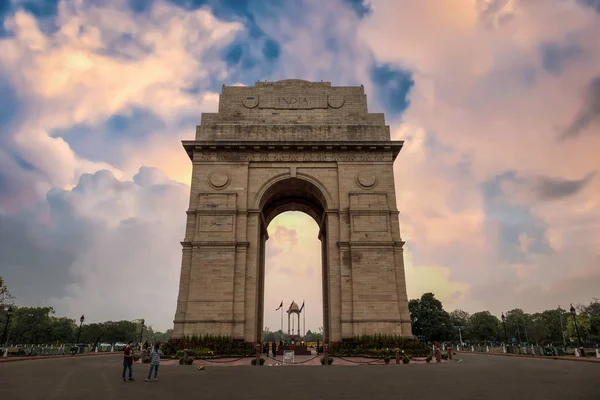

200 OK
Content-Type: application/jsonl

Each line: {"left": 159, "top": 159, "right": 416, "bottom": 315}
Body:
{"left": 361, "top": 0, "right": 600, "bottom": 314}
{"left": 0, "top": 0, "right": 240, "bottom": 209}
{"left": 0, "top": 167, "right": 189, "bottom": 330}
{"left": 561, "top": 76, "right": 600, "bottom": 138}
{"left": 2, "top": 0, "right": 600, "bottom": 334}
{"left": 264, "top": 212, "right": 322, "bottom": 332}
{"left": 533, "top": 172, "right": 596, "bottom": 200}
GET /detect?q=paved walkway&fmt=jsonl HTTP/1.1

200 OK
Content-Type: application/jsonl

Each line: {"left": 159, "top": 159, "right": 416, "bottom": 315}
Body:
{"left": 457, "top": 350, "right": 600, "bottom": 363}
{"left": 1, "top": 353, "right": 599, "bottom": 400}
{"left": 162, "top": 354, "right": 447, "bottom": 367}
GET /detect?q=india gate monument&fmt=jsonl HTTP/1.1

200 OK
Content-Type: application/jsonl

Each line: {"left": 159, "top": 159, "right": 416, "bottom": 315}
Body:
{"left": 173, "top": 80, "right": 413, "bottom": 343}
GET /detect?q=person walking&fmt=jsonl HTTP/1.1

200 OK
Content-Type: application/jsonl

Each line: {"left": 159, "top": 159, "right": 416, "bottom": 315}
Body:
{"left": 122, "top": 341, "right": 135, "bottom": 382}
{"left": 145, "top": 343, "right": 164, "bottom": 382}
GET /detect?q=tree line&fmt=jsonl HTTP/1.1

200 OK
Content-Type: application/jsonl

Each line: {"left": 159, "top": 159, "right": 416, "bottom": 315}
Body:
{"left": 0, "top": 277, "right": 171, "bottom": 345}
{"left": 409, "top": 292, "right": 600, "bottom": 346}
{"left": 2, "top": 276, "right": 598, "bottom": 346}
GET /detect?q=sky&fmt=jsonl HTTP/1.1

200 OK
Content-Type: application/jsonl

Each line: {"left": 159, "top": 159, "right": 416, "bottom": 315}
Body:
{"left": 0, "top": 0, "right": 599, "bottom": 334}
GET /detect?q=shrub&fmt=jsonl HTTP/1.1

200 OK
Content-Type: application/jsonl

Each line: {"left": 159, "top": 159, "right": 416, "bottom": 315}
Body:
{"left": 383, "top": 355, "right": 391, "bottom": 363}
{"left": 320, "top": 357, "right": 334, "bottom": 365}
{"left": 402, "top": 356, "right": 410, "bottom": 364}
{"left": 426, "top": 355, "right": 432, "bottom": 363}
{"left": 441, "top": 353, "right": 448, "bottom": 360}
{"left": 179, "top": 356, "right": 195, "bottom": 365}
{"left": 142, "top": 356, "right": 151, "bottom": 364}
{"left": 250, "top": 357, "right": 265, "bottom": 366}
{"left": 164, "top": 336, "right": 254, "bottom": 357}
{"left": 329, "top": 335, "right": 430, "bottom": 358}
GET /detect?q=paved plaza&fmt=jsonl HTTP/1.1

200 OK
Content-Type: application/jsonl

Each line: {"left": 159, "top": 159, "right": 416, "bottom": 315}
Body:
{"left": 1, "top": 353, "right": 599, "bottom": 400}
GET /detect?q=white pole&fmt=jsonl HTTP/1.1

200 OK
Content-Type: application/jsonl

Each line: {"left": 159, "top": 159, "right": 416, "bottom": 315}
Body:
{"left": 303, "top": 302, "right": 306, "bottom": 338}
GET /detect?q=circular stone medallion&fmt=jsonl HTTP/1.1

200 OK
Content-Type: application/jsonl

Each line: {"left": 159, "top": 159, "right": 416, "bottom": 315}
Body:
{"left": 327, "top": 94, "right": 345, "bottom": 109}
{"left": 242, "top": 96, "right": 259, "bottom": 109}
{"left": 356, "top": 172, "right": 377, "bottom": 189}
{"left": 209, "top": 172, "right": 230, "bottom": 190}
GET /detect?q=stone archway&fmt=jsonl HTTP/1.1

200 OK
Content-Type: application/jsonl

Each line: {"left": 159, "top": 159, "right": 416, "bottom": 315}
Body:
{"left": 173, "top": 80, "right": 413, "bottom": 343}
{"left": 255, "top": 177, "right": 330, "bottom": 342}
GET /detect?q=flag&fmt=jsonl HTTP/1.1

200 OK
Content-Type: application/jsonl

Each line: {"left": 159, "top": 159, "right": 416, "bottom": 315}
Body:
{"left": 299, "top": 301, "right": 305, "bottom": 313}
{"left": 275, "top": 301, "right": 283, "bottom": 311}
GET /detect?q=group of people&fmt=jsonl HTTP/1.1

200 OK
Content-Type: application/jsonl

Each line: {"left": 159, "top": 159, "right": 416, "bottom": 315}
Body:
{"left": 121, "top": 341, "right": 164, "bottom": 382}
{"left": 263, "top": 341, "right": 281, "bottom": 356}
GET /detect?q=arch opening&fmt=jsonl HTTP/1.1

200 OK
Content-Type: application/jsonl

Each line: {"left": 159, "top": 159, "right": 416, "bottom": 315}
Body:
{"left": 256, "top": 178, "right": 330, "bottom": 345}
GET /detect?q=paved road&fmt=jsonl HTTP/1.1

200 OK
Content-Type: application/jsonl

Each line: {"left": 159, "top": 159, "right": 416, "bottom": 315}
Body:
{"left": 0, "top": 353, "right": 598, "bottom": 400}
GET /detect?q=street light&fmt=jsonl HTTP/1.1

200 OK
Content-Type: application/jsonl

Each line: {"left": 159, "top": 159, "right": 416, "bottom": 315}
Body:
{"left": 569, "top": 304, "right": 584, "bottom": 356}
{"left": 76, "top": 314, "right": 85, "bottom": 350}
{"left": 2, "top": 306, "right": 14, "bottom": 358}
{"left": 558, "top": 306, "right": 566, "bottom": 350}
{"left": 138, "top": 319, "right": 145, "bottom": 349}
{"left": 455, "top": 326, "right": 464, "bottom": 346}
{"left": 501, "top": 312, "right": 509, "bottom": 345}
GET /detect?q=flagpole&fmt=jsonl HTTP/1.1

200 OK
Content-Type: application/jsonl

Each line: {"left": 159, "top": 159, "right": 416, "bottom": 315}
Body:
{"left": 280, "top": 304, "right": 283, "bottom": 334}
{"left": 303, "top": 301, "right": 306, "bottom": 338}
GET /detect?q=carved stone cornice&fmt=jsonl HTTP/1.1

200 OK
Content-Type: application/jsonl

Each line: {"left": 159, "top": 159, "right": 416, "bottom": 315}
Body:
{"left": 183, "top": 140, "right": 403, "bottom": 162}
{"left": 180, "top": 241, "right": 250, "bottom": 248}
{"left": 337, "top": 241, "right": 405, "bottom": 248}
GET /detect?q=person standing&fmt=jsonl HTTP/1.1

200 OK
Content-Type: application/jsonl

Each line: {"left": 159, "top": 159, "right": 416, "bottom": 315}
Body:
{"left": 145, "top": 343, "right": 164, "bottom": 382}
{"left": 122, "top": 341, "right": 135, "bottom": 382}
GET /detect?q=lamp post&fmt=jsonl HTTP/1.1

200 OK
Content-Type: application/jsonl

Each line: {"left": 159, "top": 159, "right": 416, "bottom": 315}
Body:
{"left": 501, "top": 312, "right": 509, "bottom": 344}
{"left": 570, "top": 304, "right": 584, "bottom": 356}
{"left": 515, "top": 318, "right": 522, "bottom": 345}
{"left": 138, "top": 319, "right": 145, "bottom": 350}
{"left": 76, "top": 315, "right": 85, "bottom": 343}
{"left": 2, "top": 306, "right": 14, "bottom": 358}
{"left": 455, "top": 326, "right": 464, "bottom": 346}
{"left": 558, "top": 306, "right": 566, "bottom": 350}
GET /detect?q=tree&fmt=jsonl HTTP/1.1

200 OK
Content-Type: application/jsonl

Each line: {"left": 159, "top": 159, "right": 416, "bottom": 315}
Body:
{"left": 304, "top": 329, "right": 323, "bottom": 342}
{"left": 468, "top": 311, "right": 499, "bottom": 342}
{"left": 582, "top": 299, "right": 600, "bottom": 343}
{"left": 408, "top": 293, "right": 453, "bottom": 342}
{"left": 10, "top": 307, "right": 55, "bottom": 344}
{"left": 50, "top": 317, "right": 76, "bottom": 343}
{"left": 566, "top": 312, "right": 591, "bottom": 343}
{"left": 504, "top": 309, "right": 531, "bottom": 344}
{"left": 153, "top": 329, "right": 173, "bottom": 343}
{"left": 449, "top": 309, "right": 470, "bottom": 341}
{"left": 0, "top": 276, "right": 13, "bottom": 309}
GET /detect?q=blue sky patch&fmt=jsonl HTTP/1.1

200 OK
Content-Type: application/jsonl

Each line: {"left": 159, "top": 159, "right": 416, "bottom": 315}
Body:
{"left": 369, "top": 63, "right": 414, "bottom": 118}
{"left": 539, "top": 41, "right": 582, "bottom": 75}
{"left": 578, "top": 0, "right": 600, "bottom": 13}
{"left": 53, "top": 107, "right": 167, "bottom": 167}
{"left": 343, "top": 0, "right": 372, "bottom": 17}
{"left": 262, "top": 39, "right": 280, "bottom": 61}
{"left": 482, "top": 171, "right": 553, "bottom": 263}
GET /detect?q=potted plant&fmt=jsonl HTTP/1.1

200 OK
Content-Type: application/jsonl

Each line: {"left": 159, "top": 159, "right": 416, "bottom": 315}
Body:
{"left": 320, "top": 357, "right": 334, "bottom": 365}
{"left": 402, "top": 355, "right": 410, "bottom": 364}
{"left": 250, "top": 357, "right": 265, "bottom": 366}
{"left": 384, "top": 355, "right": 391, "bottom": 364}
{"left": 426, "top": 355, "right": 432, "bottom": 363}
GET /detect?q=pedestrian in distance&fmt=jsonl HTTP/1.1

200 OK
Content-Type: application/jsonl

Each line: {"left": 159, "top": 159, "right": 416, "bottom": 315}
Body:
{"left": 145, "top": 343, "right": 164, "bottom": 382}
{"left": 122, "top": 341, "right": 135, "bottom": 382}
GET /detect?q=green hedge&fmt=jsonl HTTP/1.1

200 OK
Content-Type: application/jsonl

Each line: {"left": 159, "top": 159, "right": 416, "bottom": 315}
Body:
{"left": 329, "top": 335, "right": 430, "bottom": 358}
{"left": 163, "top": 335, "right": 254, "bottom": 357}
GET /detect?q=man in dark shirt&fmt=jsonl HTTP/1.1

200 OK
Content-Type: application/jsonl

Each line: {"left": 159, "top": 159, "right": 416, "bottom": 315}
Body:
{"left": 122, "top": 341, "right": 135, "bottom": 382}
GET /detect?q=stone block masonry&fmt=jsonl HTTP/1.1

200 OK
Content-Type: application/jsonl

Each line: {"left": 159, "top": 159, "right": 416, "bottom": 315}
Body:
{"left": 173, "top": 80, "right": 413, "bottom": 342}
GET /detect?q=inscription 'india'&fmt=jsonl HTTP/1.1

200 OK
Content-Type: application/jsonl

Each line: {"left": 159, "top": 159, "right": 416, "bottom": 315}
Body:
{"left": 278, "top": 96, "right": 308, "bottom": 105}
